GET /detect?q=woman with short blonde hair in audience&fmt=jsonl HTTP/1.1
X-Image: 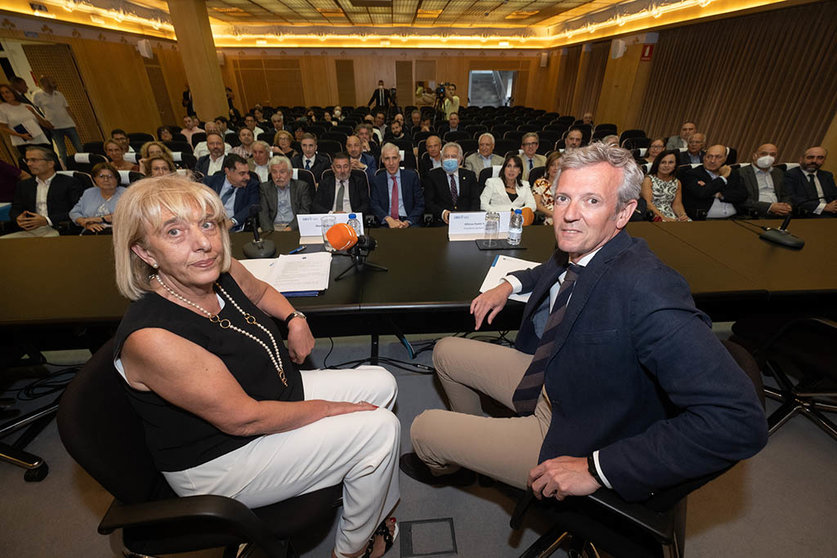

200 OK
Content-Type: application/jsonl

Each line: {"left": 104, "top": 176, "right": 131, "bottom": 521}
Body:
{"left": 105, "top": 139, "right": 139, "bottom": 172}
{"left": 142, "top": 154, "right": 177, "bottom": 177}
{"left": 139, "top": 141, "right": 173, "bottom": 174}
{"left": 644, "top": 138, "right": 666, "bottom": 166}
{"left": 532, "top": 151, "right": 561, "bottom": 225}
{"left": 231, "top": 127, "right": 255, "bottom": 159}
{"left": 641, "top": 149, "right": 690, "bottom": 222}
{"left": 272, "top": 129, "right": 298, "bottom": 159}
{"left": 69, "top": 161, "right": 125, "bottom": 234}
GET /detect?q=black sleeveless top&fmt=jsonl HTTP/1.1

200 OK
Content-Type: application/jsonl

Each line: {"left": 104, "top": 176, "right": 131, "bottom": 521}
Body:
{"left": 114, "top": 272, "right": 303, "bottom": 472}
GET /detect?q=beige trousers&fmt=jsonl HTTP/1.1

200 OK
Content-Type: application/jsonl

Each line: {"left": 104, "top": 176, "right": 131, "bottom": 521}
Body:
{"left": 410, "top": 336, "right": 552, "bottom": 489}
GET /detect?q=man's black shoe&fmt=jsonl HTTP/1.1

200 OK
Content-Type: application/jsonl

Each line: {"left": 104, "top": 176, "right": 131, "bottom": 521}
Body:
{"left": 399, "top": 452, "right": 476, "bottom": 487}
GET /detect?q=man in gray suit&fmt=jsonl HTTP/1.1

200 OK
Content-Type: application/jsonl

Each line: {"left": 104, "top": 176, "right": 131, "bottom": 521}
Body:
{"left": 464, "top": 133, "right": 504, "bottom": 173}
{"left": 729, "top": 143, "right": 792, "bottom": 218}
{"left": 258, "top": 155, "right": 312, "bottom": 232}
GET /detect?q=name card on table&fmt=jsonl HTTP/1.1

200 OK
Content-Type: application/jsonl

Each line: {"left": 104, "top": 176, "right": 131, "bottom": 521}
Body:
{"left": 297, "top": 213, "right": 365, "bottom": 244}
{"left": 448, "top": 211, "right": 511, "bottom": 241}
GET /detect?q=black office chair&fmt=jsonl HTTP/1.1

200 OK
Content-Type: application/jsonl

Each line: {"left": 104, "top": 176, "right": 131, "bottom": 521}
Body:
{"left": 82, "top": 141, "right": 106, "bottom": 156}
{"left": 478, "top": 165, "right": 503, "bottom": 188}
{"left": 171, "top": 152, "right": 198, "bottom": 170}
{"left": 731, "top": 317, "right": 837, "bottom": 440}
{"left": 292, "top": 168, "right": 317, "bottom": 191}
{"left": 66, "top": 152, "right": 107, "bottom": 174}
{"left": 57, "top": 339, "right": 343, "bottom": 558}
{"left": 511, "top": 339, "right": 765, "bottom": 558}
{"left": 117, "top": 170, "right": 145, "bottom": 186}
{"left": 128, "top": 132, "right": 155, "bottom": 144}
{"left": 165, "top": 141, "right": 194, "bottom": 154}
{"left": 528, "top": 166, "right": 546, "bottom": 184}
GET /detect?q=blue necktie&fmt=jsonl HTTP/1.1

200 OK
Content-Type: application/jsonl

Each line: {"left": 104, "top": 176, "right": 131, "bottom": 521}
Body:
{"left": 221, "top": 185, "right": 235, "bottom": 205}
{"left": 305, "top": 159, "right": 311, "bottom": 170}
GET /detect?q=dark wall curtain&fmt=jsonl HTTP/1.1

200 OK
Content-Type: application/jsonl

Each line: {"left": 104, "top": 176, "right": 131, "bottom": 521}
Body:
{"left": 555, "top": 45, "right": 581, "bottom": 116}
{"left": 637, "top": 0, "right": 837, "bottom": 160}
{"left": 572, "top": 41, "right": 610, "bottom": 118}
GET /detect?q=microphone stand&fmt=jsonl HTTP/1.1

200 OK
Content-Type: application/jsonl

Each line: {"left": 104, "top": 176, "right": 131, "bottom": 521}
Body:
{"left": 333, "top": 241, "right": 388, "bottom": 281}
{"left": 242, "top": 215, "right": 276, "bottom": 259}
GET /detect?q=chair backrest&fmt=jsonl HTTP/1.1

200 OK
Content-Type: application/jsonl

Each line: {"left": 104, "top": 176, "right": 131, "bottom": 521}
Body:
{"left": 528, "top": 166, "right": 547, "bottom": 184}
{"left": 83, "top": 141, "right": 106, "bottom": 156}
{"left": 292, "top": 168, "right": 316, "bottom": 190}
{"left": 67, "top": 153, "right": 107, "bottom": 174}
{"left": 118, "top": 170, "right": 144, "bottom": 185}
{"left": 478, "top": 165, "right": 503, "bottom": 187}
{"left": 128, "top": 132, "right": 155, "bottom": 144}
{"left": 57, "top": 339, "right": 175, "bottom": 505}
{"left": 164, "top": 141, "right": 193, "bottom": 154}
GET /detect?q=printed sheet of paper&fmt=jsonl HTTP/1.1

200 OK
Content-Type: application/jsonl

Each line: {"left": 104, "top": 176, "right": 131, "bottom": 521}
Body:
{"left": 240, "top": 252, "right": 331, "bottom": 295}
{"left": 478, "top": 254, "right": 540, "bottom": 303}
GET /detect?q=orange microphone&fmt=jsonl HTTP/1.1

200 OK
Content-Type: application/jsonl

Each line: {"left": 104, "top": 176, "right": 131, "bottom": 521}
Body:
{"left": 325, "top": 222, "right": 358, "bottom": 251}
{"left": 521, "top": 207, "right": 535, "bottom": 226}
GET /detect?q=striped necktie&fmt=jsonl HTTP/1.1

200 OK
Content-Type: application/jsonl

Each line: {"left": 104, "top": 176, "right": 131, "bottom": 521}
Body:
{"left": 512, "top": 263, "right": 583, "bottom": 415}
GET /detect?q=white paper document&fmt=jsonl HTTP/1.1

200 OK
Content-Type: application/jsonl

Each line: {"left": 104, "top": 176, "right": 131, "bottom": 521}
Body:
{"left": 479, "top": 254, "right": 540, "bottom": 303}
{"left": 240, "top": 252, "right": 332, "bottom": 294}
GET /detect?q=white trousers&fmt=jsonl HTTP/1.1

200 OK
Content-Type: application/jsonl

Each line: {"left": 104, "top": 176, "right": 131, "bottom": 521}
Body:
{"left": 163, "top": 366, "right": 401, "bottom": 558}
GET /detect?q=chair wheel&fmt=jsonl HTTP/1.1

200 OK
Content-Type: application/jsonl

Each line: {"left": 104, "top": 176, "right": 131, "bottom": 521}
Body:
{"left": 24, "top": 463, "right": 49, "bottom": 482}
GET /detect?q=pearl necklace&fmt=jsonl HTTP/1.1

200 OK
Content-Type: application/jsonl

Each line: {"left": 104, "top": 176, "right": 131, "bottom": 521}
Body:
{"left": 152, "top": 274, "right": 287, "bottom": 387}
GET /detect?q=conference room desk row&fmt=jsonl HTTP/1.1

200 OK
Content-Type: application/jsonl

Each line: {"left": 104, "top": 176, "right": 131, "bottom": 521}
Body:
{"left": 1, "top": 219, "right": 835, "bottom": 351}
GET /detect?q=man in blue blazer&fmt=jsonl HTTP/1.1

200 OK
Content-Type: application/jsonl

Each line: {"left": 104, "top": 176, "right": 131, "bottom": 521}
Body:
{"left": 370, "top": 143, "right": 424, "bottom": 228}
{"left": 785, "top": 146, "right": 837, "bottom": 217}
{"left": 405, "top": 144, "right": 767, "bottom": 503}
{"left": 346, "top": 135, "right": 377, "bottom": 183}
{"left": 205, "top": 154, "right": 259, "bottom": 231}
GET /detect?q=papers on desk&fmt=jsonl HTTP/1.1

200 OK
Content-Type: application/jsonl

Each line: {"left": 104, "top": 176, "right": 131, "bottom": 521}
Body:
{"left": 479, "top": 254, "right": 540, "bottom": 303}
{"left": 239, "top": 252, "right": 331, "bottom": 297}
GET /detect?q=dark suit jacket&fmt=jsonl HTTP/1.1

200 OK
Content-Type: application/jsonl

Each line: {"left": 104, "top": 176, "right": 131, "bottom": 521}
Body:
{"left": 291, "top": 153, "right": 330, "bottom": 183}
{"left": 370, "top": 168, "right": 425, "bottom": 226}
{"left": 510, "top": 231, "right": 767, "bottom": 501}
{"left": 258, "top": 178, "right": 312, "bottom": 232}
{"left": 205, "top": 172, "right": 260, "bottom": 229}
{"left": 422, "top": 167, "right": 480, "bottom": 220}
{"left": 368, "top": 88, "right": 391, "bottom": 110}
{"left": 10, "top": 173, "right": 83, "bottom": 232}
{"left": 785, "top": 167, "right": 837, "bottom": 216}
{"left": 312, "top": 171, "right": 370, "bottom": 216}
{"left": 728, "top": 165, "right": 790, "bottom": 217}
{"left": 418, "top": 154, "right": 441, "bottom": 178}
{"left": 677, "top": 150, "right": 705, "bottom": 166}
{"left": 195, "top": 154, "right": 225, "bottom": 178}
{"left": 682, "top": 165, "right": 746, "bottom": 219}
{"left": 352, "top": 153, "right": 377, "bottom": 183}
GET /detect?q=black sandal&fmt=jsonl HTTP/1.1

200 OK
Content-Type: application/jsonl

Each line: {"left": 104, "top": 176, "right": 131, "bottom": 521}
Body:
{"left": 361, "top": 517, "right": 397, "bottom": 558}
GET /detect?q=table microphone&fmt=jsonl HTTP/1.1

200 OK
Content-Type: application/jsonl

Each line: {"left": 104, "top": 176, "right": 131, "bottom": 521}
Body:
{"left": 242, "top": 205, "right": 277, "bottom": 259}
{"left": 759, "top": 214, "right": 804, "bottom": 249}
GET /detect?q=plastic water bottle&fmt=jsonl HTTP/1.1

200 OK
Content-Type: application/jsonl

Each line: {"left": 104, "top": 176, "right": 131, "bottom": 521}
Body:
{"left": 508, "top": 209, "right": 523, "bottom": 246}
{"left": 347, "top": 213, "right": 362, "bottom": 237}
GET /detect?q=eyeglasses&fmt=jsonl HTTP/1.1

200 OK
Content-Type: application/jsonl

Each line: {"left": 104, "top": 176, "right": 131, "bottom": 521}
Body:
{"left": 96, "top": 174, "right": 116, "bottom": 180}
{"left": 24, "top": 158, "right": 49, "bottom": 163}
{"left": 522, "top": 142, "right": 538, "bottom": 147}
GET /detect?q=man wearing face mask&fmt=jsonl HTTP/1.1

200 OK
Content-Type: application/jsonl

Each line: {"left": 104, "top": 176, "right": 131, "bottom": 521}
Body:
{"left": 785, "top": 146, "right": 837, "bottom": 217}
{"left": 423, "top": 142, "right": 480, "bottom": 224}
{"left": 728, "top": 143, "right": 792, "bottom": 218}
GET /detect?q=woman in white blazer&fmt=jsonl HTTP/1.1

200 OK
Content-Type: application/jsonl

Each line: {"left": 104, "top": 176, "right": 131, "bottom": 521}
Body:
{"left": 480, "top": 154, "right": 536, "bottom": 212}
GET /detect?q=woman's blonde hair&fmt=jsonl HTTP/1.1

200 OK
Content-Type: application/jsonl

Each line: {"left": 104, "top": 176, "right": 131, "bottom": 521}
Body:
{"left": 140, "top": 140, "right": 173, "bottom": 160}
{"left": 113, "top": 175, "right": 231, "bottom": 300}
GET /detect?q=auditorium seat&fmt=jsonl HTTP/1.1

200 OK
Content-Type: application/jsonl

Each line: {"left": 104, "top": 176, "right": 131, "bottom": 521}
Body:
{"left": 458, "top": 139, "right": 478, "bottom": 155}
{"left": 82, "top": 141, "right": 106, "bottom": 156}
{"left": 478, "top": 165, "right": 503, "bottom": 188}
{"left": 493, "top": 139, "right": 520, "bottom": 158}
{"left": 117, "top": 170, "right": 144, "bottom": 186}
{"left": 170, "top": 152, "right": 197, "bottom": 170}
{"left": 66, "top": 153, "right": 107, "bottom": 174}
{"left": 56, "top": 170, "right": 94, "bottom": 191}
{"left": 317, "top": 139, "right": 343, "bottom": 156}
{"left": 502, "top": 130, "right": 525, "bottom": 144}
{"left": 127, "top": 132, "right": 154, "bottom": 144}
{"left": 164, "top": 141, "right": 193, "bottom": 154}
{"left": 190, "top": 132, "right": 207, "bottom": 146}
{"left": 444, "top": 131, "right": 470, "bottom": 142}
{"left": 622, "top": 137, "right": 651, "bottom": 150}
{"left": 292, "top": 168, "right": 316, "bottom": 191}
{"left": 321, "top": 131, "right": 348, "bottom": 146}
{"left": 619, "top": 129, "right": 647, "bottom": 146}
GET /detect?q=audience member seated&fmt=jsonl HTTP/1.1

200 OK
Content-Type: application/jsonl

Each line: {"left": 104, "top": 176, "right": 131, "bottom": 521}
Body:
{"left": 464, "top": 133, "right": 504, "bottom": 173}
{"left": 600, "top": 135, "right": 619, "bottom": 147}
{"left": 370, "top": 143, "right": 424, "bottom": 228}
{"left": 249, "top": 141, "right": 272, "bottom": 183}
{"left": 180, "top": 115, "right": 204, "bottom": 147}
{"left": 69, "top": 162, "right": 125, "bottom": 234}
{"left": 423, "top": 142, "right": 480, "bottom": 224}
{"left": 0, "top": 83, "right": 51, "bottom": 157}
{"left": 292, "top": 121, "right": 307, "bottom": 142}
{"left": 143, "top": 155, "right": 177, "bottom": 178}
{"left": 347, "top": 134, "right": 377, "bottom": 182}
{"left": 564, "top": 128, "right": 583, "bottom": 150}
{"left": 312, "top": 152, "right": 370, "bottom": 215}
{"left": 243, "top": 113, "right": 265, "bottom": 139}
{"left": 258, "top": 155, "right": 312, "bottom": 232}
{"left": 786, "top": 146, "right": 836, "bottom": 217}
{"left": 205, "top": 153, "right": 259, "bottom": 231}
{"left": 193, "top": 121, "right": 231, "bottom": 159}
{"left": 532, "top": 151, "right": 561, "bottom": 225}
{"left": 677, "top": 132, "right": 706, "bottom": 165}
{"left": 441, "top": 112, "right": 462, "bottom": 135}
{"left": 253, "top": 108, "right": 270, "bottom": 131}
{"left": 356, "top": 124, "right": 380, "bottom": 160}
{"left": 110, "top": 177, "right": 399, "bottom": 558}
{"left": 322, "top": 111, "right": 336, "bottom": 126}
{"left": 728, "top": 143, "right": 792, "bottom": 218}
{"left": 644, "top": 138, "right": 666, "bottom": 165}
{"left": 106, "top": 139, "right": 139, "bottom": 172}
{"left": 372, "top": 111, "right": 387, "bottom": 142}
{"left": 480, "top": 155, "right": 536, "bottom": 213}
{"left": 581, "top": 112, "right": 594, "bottom": 126}
{"left": 520, "top": 133, "right": 546, "bottom": 181}
{"left": 231, "top": 127, "right": 255, "bottom": 159}
{"left": 682, "top": 144, "right": 744, "bottom": 220}
{"left": 642, "top": 149, "right": 690, "bottom": 222}
{"left": 384, "top": 119, "right": 407, "bottom": 142}
{"left": 292, "top": 133, "right": 330, "bottom": 183}
{"left": 215, "top": 115, "right": 235, "bottom": 138}
{"left": 419, "top": 135, "right": 443, "bottom": 177}
{"left": 406, "top": 110, "right": 422, "bottom": 134}
{"left": 418, "top": 116, "right": 432, "bottom": 133}
{"left": 195, "top": 132, "right": 228, "bottom": 178}
{"left": 139, "top": 141, "right": 174, "bottom": 174}
{"left": 272, "top": 130, "right": 298, "bottom": 160}
{"left": 111, "top": 128, "right": 135, "bottom": 154}
{"left": 666, "top": 120, "right": 696, "bottom": 150}
{"left": 4, "top": 146, "right": 82, "bottom": 238}
{"left": 156, "top": 126, "right": 173, "bottom": 142}
{"left": 270, "top": 111, "right": 286, "bottom": 133}
{"left": 332, "top": 106, "right": 344, "bottom": 122}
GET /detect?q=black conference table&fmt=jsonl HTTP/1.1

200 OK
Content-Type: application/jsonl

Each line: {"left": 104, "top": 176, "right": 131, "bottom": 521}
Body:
{"left": 1, "top": 219, "right": 835, "bottom": 349}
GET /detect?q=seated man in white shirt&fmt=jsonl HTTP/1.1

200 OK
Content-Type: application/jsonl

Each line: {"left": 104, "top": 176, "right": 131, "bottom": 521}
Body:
{"left": 192, "top": 121, "right": 231, "bottom": 159}
{"left": 248, "top": 141, "right": 272, "bottom": 183}
{"left": 682, "top": 144, "right": 745, "bottom": 220}
{"left": 464, "top": 133, "right": 504, "bottom": 173}
{"left": 195, "top": 132, "right": 228, "bottom": 178}
{"left": 728, "top": 143, "right": 792, "bottom": 218}
{"left": 243, "top": 113, "right": 265, "bottom": 140}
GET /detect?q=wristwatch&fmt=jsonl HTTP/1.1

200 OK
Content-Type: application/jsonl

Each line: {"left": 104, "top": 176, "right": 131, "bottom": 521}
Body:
{"left": 285, "top": 310, "right": 306, "bottom": 325}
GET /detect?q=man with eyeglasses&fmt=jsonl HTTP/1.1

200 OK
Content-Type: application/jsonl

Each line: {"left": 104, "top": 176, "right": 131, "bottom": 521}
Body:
{"left": 520, "top": 132, "right": 546, "bottom": 181}
{"left": 682, "top": 144, "right": 746, "bottom": 220}
{"left": 4, "top": 145, "right": 82, "bottom": 238}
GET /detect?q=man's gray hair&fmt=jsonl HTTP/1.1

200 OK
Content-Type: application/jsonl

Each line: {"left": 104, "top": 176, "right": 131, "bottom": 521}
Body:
{"left": 252, "top": 140, "right": 270, "bottom": 151}
{"left": 478, "top": 132, "right": 495, "bottom": 144}
{"left": 559, "top": 143, "right": 643, "bottom": 208}
{"left": 268, "top": 155, "right": 292, "bottom": 169}
{"left": 380, "top": 142, "right": 401, "bottom": 158}
{"left": 442, "top": 142, "right": 463, "bottom": 160}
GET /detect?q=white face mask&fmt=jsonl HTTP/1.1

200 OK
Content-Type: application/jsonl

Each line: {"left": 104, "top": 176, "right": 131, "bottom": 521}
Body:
{"left": 755, "top": 155, "right": 775, "bottom": 169}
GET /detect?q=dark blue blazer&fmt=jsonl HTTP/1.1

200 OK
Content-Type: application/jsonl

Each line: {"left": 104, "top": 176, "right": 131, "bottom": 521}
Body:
{"left": 370, "top": 168, "right": 425, "bottom": 226}
{"left": 512, "top": 231, "right": 767, "bottom": 501}
{"left": 205, "top": 172, "right": 260, "bottom": 229}
{"left": 785, "top": 167, "right": 837, "bottom": 216}
{"left": 359, "top": 153, "right": 377, "bottom": 183}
